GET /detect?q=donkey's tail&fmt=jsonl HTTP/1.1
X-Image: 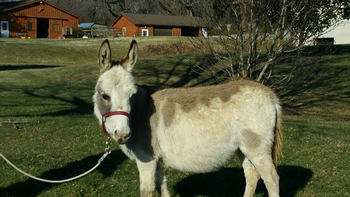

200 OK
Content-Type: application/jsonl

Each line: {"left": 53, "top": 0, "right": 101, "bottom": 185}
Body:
{"left": 272, "top": 100, "right": 283, "bottom": 167}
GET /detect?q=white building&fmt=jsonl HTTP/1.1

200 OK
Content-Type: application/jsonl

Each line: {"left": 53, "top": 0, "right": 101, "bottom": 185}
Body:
{"left": 320, "top": 19, "right": 350, "bottom": 44}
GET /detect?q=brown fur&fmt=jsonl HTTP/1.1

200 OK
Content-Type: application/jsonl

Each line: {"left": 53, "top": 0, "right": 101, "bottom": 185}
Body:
{"left": 162, "top": 101, "right": 176, "bottom": 127}
{"left": 243, "top": 129, "right": 262, "bottom": 149}
{"left": 152, "top": 80, "right": 242, "bottom": 127}
{"left": 95, "top": 85, "right": 112, "bottom": 114}
{"left": 151, "top": 77, "right": 274, "bottom": 128}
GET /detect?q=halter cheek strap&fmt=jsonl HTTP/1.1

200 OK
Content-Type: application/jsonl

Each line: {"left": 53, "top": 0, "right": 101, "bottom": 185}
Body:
{"left": 101, "top": 111, "right": 131, "bottom": 137}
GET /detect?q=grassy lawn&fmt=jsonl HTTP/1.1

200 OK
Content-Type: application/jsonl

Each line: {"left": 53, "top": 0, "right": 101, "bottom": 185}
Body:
{"left": 0, "top": 37, "right": 350, "bottom": 197}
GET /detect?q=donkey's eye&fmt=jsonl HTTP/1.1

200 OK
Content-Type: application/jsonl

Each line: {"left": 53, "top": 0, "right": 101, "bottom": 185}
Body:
{"left": 101, "top": 94, "right": 110, "bottom": 101}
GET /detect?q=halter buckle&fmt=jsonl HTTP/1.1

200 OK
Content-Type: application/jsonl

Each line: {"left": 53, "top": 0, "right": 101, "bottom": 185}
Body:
{"left": 105, "top": 137, "right": 112, "bottom": 154}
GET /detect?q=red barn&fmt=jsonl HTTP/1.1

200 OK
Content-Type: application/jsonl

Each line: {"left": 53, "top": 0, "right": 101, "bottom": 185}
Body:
{"left": 111, "top": 13, "right": 207, "bottom": 37}
{"left": 0, "top": 0, "right": 80, "bottom": 39}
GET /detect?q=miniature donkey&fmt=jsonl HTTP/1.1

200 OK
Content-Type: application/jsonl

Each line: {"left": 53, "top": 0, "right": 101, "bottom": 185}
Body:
{"left": 93, "top": 39, "right": 283, "bottom": 197}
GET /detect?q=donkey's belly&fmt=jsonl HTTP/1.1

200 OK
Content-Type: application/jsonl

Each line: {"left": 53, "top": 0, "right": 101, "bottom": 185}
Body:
{"left": 158, "top": 121, "right": 239, "bottom": 173}
{"left": 162, "top": 142, "right": 237, "bottom": 173}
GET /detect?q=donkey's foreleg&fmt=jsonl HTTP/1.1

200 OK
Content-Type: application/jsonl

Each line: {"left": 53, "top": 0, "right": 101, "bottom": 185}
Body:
{"left": 237, "top": 150, "right": 260, "bottom": 197}
{"left": 156, "top": 167, "right": 170, "bottom": 197}
{"left": 136, "top": 159, "right": 157, "bottom": 197}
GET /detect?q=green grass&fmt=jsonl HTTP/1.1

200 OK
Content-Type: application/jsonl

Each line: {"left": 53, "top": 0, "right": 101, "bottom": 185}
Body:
{"left": 1, "top": 37, "right": 350, "bottom": 197}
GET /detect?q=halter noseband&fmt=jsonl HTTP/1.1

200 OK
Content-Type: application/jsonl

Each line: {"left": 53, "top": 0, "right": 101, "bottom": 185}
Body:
{"left": 101, "top": 111, "right": 131, "bottom": 137}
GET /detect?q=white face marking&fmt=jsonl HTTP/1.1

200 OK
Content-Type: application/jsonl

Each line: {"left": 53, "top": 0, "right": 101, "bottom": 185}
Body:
{"left": 94, "top": 66, "right": 137, "bottom": 143}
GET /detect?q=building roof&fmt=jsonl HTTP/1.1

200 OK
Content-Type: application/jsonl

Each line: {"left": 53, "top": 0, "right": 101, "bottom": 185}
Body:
{"left": 0, "top": 0, "right": 81, "bottom": 19}
{"left": 79, "top": 23, "right": 95, "bottom": 28}
{"left": 0, "top": 0, "right": 37, "bottom": 12}
{"left": 78, "top": 23, "right": 109, "bottom": 28}
{"left": 111, "top": 13, "right": 207, "bottom": 28}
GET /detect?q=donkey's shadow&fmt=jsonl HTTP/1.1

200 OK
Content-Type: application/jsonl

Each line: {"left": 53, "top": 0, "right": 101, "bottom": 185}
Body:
{"left": 174, "top": 165, "right": 313, "bottom": 197}
{"left": 1, "top": 152, "right": 312, "bottom": 197}
{"left": 0, "top": 150, "right": 127, "bottom": 197}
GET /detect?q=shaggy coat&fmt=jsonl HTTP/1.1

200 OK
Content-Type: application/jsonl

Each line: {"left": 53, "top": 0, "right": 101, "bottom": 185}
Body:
{"left": 93, "top": 39, "right": 283, "bottom": 197}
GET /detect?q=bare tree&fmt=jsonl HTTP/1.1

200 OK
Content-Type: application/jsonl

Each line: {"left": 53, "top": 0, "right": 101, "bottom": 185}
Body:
{"left": 182, "top": 0, "right": 349, "bottom": 88}
{"left": 46, "top": 0, "right": 127, "bottom": 24}
{"left": 44, "top": 0, "right": 211, "bottom": 24}
{"left": 158, "top": 0, "right": 211, "bottom": 16}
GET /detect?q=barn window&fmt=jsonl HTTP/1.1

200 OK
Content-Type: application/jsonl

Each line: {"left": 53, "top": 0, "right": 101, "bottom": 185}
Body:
{"left": 122, "top": 27, "right": 126, "bottom": 36}
{"left": 27, "top": 22, "right": 33, "bottom": 30}
{"left": 52, "top": 24, "right": 59, "bottom": 31}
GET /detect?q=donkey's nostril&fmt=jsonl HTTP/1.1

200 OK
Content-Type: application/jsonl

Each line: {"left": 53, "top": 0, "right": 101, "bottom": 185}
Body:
{"left": 114, "top": 131, "right": 131, "bottom": 144}
{"left": 124, "top": 132, "right": 131, "bottom": 139}
{"left": 114, "top": 131, "right": 131, "bottom": 140}
{"left": 114, "top": 131, "right": 122, "bottom": 139}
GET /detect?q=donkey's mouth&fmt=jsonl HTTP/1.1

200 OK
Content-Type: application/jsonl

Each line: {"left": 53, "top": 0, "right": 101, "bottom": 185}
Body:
{"left": 116, "top": 139, "right": 127, "bottom": 145}
{"left": 116, "top": 138, "right": 130, "bottom": 145}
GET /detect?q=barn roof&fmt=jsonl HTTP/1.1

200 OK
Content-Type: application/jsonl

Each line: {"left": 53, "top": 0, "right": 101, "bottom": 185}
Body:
{"left": 0, "top": 0, "right": 81, "bottom": 19}
{"left": 0, "top": 0, "right": 37, "bottom": 12}
{"left": 111, "top": 13, "right": 207, "bottom": 28}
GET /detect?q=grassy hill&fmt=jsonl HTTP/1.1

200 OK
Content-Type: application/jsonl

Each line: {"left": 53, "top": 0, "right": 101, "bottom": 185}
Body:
{"left": 0, "top": 37, "right": 349, "bottom": 197}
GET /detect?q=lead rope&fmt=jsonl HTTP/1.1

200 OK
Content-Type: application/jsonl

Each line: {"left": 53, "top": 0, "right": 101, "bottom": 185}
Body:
{"left": 0, "top": 137, "right": 112, "bottom": 184}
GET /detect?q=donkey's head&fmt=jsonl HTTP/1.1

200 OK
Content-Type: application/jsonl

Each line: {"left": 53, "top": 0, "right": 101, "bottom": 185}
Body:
{"left": 93, "top": 39, "right": 138, "bottom": 144}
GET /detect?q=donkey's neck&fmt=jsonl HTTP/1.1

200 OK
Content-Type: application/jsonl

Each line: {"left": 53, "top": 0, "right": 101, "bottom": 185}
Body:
{"left": 127, "top": 86, "right": 159, "bottom": 157}
{"left": 130, "top": 86, "right": 147, "bottom": 125}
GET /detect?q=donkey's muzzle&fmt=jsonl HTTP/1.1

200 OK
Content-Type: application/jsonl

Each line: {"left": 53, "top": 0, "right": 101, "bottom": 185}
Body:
{"left": 115, "top": 131, "right": 131, "bottom": 144}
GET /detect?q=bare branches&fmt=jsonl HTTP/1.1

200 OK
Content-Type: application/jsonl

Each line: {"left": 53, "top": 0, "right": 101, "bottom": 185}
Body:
{"left": 158, "top": 1, "right": 175, "bottom": 15}
{"left": 158, "top": 0, "right": 211, "bottom": 16}
{"left": 183, "top": 0, "right": 348, "bottom": 88}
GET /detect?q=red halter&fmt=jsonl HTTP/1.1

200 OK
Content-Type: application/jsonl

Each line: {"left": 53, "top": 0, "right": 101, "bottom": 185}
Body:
{"left": 101, "top": 111, "right": 131, "bottom": 137}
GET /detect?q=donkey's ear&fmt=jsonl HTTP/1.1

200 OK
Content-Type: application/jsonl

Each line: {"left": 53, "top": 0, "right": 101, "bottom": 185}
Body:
{"left": 98, "top": 39, "right": 112, "bottom": 75}
{"left": 120, "top": 40, "right": 138, "bottom": 72}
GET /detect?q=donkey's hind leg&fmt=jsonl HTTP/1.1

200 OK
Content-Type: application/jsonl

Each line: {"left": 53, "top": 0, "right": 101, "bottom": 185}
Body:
{"left": 243, "top": 151, "right": 280, "bottom": 197}
{"left": 237, "top": 150, "right": 261, "bottom": 197}
{"left": 156, "top": 167, "right": 170, "bottom": 197}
